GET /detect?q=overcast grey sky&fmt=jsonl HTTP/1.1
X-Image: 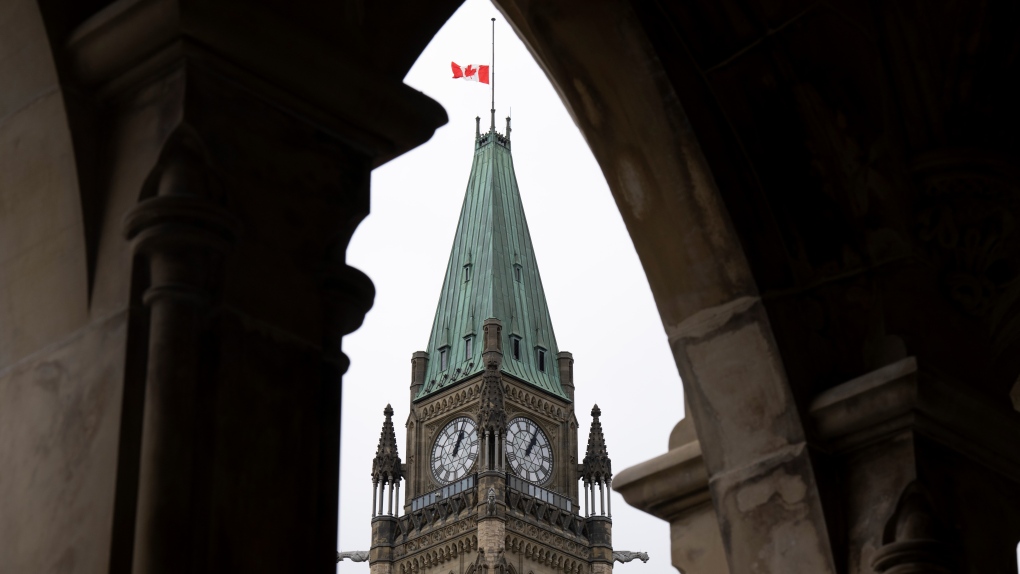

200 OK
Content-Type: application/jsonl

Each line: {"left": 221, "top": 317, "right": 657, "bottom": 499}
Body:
{"left": 337, "top": 1, "right": 685, "bottom": 571}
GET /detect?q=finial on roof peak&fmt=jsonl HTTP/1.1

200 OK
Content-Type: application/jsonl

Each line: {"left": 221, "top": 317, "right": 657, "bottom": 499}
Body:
{"left": 372, "top": 405, "right": 401, "bottom": 484}
{"left": 582, "top": 404, "right": 611, "bottom": 486}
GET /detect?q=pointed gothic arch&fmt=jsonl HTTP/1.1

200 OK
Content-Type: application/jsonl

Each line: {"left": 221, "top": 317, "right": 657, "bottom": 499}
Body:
{"left": 3, "top": 1, "right": 1020, "bottom": 573}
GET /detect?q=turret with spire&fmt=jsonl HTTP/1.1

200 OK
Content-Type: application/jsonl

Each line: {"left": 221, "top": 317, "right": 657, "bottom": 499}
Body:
{"left": 582, "top": 405, "right": 613, "bottom": 517}
{"left": 583, "top": 405, "right": 615, "bottom": 573}
{"left": 371, "top": 405, "right": 402, "bottom": 517}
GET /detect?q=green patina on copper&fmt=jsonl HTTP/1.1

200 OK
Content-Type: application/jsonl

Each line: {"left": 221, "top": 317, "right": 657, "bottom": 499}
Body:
{"left": 416, "top": 120, "right": 567, "bottom": 401}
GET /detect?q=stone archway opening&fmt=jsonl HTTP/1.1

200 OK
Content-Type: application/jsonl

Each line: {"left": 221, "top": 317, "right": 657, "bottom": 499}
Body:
{"left": 338, "top": 0, "right": 682, "bottom": 569}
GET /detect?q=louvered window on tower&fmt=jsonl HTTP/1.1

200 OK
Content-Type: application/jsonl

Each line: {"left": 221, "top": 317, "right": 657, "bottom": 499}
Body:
{"left": 537, "top": 348, "right": 547, "bottom": 372}
{"left": 440, "top": 347, "right": 449, "bottom": 370}
{"left": 511, "top": 336, "right": 522, "bottom": 361}
{"left": 464, "top": 263, "right": 471, "bottom": 282}
{"left": 464, "top": 336, "right": 473, "bottom": 357}
{"left": 514, "top": 264, "right": 522, "bottom": 282}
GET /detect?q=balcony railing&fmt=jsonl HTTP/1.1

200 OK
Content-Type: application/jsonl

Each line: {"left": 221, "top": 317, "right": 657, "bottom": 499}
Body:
{"left": 410, "top": 474, "right": 476, "bottom": 512}
{"left": 506, "top": 474, "right": 573, "bottom": 512}
{"left": 395, "top": 475, "right": 478, "bottom": 539}
{"left": 505, "top": 474, "right": 587, "bottom": 539}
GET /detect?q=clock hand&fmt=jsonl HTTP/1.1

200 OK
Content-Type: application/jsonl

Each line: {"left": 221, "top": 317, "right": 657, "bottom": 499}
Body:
{"left": 453, "top": 431, "right": 465, "bottom": 457}
{"left": 524, "top": 434, "right": 538, "bottom": 457}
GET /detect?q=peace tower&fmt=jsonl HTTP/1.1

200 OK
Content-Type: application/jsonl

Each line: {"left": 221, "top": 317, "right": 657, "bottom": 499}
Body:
{"left": 355, "top": 115, "right": 627, "bottom": 574}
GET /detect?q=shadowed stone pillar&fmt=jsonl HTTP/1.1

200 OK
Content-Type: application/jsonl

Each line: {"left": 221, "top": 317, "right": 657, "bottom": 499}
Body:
{"left": 124, "top": 139, "right": 240, "bottom": 574}
{"left": 59, "top": 1, "right": 446, "bottom": 571}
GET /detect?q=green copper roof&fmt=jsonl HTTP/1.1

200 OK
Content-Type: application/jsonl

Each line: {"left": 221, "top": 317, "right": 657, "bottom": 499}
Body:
{"left": 416, "top": 118, "right": 566, "bottom": 401}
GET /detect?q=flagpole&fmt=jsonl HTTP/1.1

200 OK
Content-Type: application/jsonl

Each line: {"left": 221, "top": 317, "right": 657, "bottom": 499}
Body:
{"left": 490, "top": 17, "right": 496, "bottom": 132}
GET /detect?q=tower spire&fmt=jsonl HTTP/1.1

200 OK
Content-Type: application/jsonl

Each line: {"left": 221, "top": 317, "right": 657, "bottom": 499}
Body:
{"left": 371, "top": 404, "right": 402, "bottom": 517}
{"left": 582, "top": 405, "right": 613, "bottom": 517}
{"left": 416, "top": 119, "right": 566, "bottom": 402}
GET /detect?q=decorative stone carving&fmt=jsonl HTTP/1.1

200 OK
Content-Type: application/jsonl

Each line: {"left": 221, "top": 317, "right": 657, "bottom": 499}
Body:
{"left": 398, "top": 535, "right": 478, "bottom": 572}
{"left": 912, "top": 151, "right": 1020, "bottom": 320}
{"left": 505, "top": 534, "right": 588, "bottom": 573}
{"left": 417, "top": 384, "right": 481, "bottom": 421}
{"left": 613, "top": 550, "right": 649, "bottom": 563}
{"left": 337, "top": 550, "right": 369, "bottom": 563}
{"left": 505, "top": 386, "right": 569, "bottom": 422}
{"left": 487, "top": 487, "right": 497, "bottom": 516}
{"left": 373, "top": 404, "right": 403, "bottom": 484}
{"left": 477, "top": 364, "right": 507, "bottom": 435}
{"left": 581, "top": 405, "right": 612, "bottom": 485}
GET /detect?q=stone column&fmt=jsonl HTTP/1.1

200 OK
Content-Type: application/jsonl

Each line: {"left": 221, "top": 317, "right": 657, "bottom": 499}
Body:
{"left": 62, "top": 1, "right": 446, "bottom": 571}
{"left": 476, "top": 473, "right": 507, "bottom": 572}
{"left": 124, "top": 144, "right": 240, "bottom": 574}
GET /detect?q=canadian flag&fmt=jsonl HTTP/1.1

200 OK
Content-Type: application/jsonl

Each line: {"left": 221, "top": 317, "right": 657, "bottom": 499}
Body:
{"left": 451, "top": 62, "right": 490, "bottom": 84}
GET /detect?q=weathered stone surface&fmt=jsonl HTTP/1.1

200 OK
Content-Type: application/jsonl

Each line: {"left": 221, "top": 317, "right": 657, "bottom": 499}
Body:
{"left": 2, "top": 0, "right": 1019, "bottom": 572}
{"left": 0, "top": 90, "right": 88, "bottom": 370}
{"left": 0, "top": 311, "right": 126, "bottom": 573}
{"left": 0, "top": 0, "right": 59, "bottom": 120}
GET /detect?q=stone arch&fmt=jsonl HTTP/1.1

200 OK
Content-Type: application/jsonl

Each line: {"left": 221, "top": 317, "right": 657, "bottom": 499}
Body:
{"left": 490, "top": 2, "right": 836, "bottom": 572}
{"left": 9, "top": 1, "right": 1017, "bottom": 573}
{"left": 0, "top": 1, "right": 90, "bottom": 368}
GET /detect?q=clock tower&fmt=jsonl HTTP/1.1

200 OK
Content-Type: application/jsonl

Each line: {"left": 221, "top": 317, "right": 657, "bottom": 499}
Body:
{"left": 361, "top": 115, "right": 617, "bottom": 574}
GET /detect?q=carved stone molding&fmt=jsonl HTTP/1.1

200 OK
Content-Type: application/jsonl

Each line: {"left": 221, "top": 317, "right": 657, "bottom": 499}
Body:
{"left": 808, "top": 357, "right": 1020, "bottom": 478}
{"left": 65, "top": 0, "right": 447, "bottom": 162}
{"left": 504, "top": 384, "right": 569, "bottom": 422}
{"left": 506, "top": 519, "right": 589, "bottom": 560}
{"left": 417, "top": 383, "right": 481, "bottom": 422}
{"left": 871, "top": 482, "right": 952, "bottom": 573}
{"left": 397, "top": 534, "right": 478, "bottom": 573}
{"left": 397, "top": 513, "right": 477, "bottom": 551}
{"left": 505, "top": 533, "right": 588, "bottom": 573}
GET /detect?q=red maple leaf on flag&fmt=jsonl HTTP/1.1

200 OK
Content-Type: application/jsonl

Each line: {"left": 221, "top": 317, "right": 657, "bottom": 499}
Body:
{"left": 451, "top": 62, "right": 490, "bottom": 84}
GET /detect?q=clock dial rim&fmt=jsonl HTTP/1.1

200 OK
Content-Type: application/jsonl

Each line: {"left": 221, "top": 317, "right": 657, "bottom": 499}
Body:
{"left": 505, "top": 416, "right": 553, "bottom": 485}
{"left": 430, "top": 416, "right": 479, "bottom": 485}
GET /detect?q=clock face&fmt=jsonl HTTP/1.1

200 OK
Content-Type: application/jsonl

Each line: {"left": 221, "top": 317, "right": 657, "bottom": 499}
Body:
{"left": 505, "top": 417, "right": 553, "bottom": 484}
{"left": 431, "top": 417, "right": 479, "bottom": 484}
